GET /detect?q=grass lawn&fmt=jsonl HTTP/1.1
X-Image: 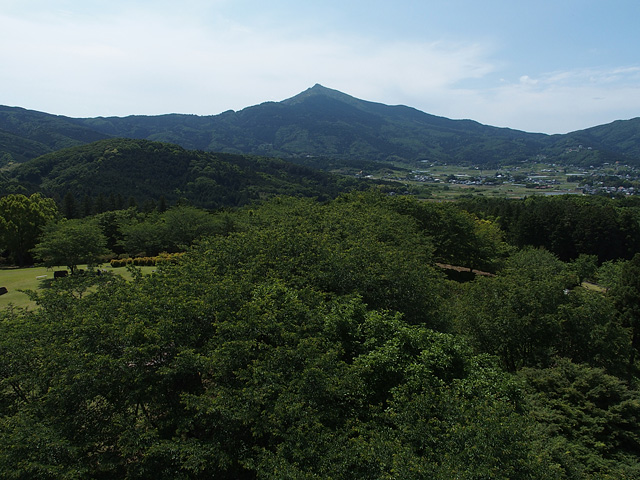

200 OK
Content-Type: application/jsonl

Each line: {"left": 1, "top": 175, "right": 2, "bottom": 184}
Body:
{"left": 0, "top": 264, "right": 156, "bottom": 310}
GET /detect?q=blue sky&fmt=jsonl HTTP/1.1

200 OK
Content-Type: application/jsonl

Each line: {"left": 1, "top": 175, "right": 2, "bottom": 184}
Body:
{"left": 1, "top": 0, "right": 639, "bottom": 133}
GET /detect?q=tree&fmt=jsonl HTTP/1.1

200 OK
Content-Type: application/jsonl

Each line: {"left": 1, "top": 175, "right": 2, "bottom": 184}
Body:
{"left": 0, "top": 193, "right": 58, "bottom": 266}
{"left": 4, "top": 193, "right": 635, "bottom": 477}
{"left": 32, "top": 218, "right": 110, "bottom": 274}
{"left": 453, "top": 248, "right": 575, "bottom": 371}
{"left": 0, "top": 271, "right": 552, "bottom": 478}
{"left": 161, "top": 205, "right": 221, "bottom": 251}
{"left": 386, "top": 196, "right": 511, "bottom": 273}
{"left": 520, "top": 359, "right": 640, "bottom": 477}
{"left": 80, "top": 193, "right": 93, "bottom": 218}
{"left": 94, "top": 192, "right": 107, "bottom": 214}
{"left": 223, "top": 193, "right": 445, "bottom": 326}
{"left": 62, "top": 191, "right": 77, "bottom": 219}
{"left": 555, "top": 288, "right": 631, "bottom": 377}
{"left": 158, "top": 195, "right": 167, "bottom": 213}
{"left": 118, "top": 212, "right": 166, "bottom": 257}
{"left": 570, "top": 253, "right": 598, "bottom": 284}
{"left": 118, "top": 206, "right": 223, "bottom": 256}
{"left": 94, "top": 208, "right": 138, "bottom": 255}
{"left": 596, "top": 259, "right": 626, "bottom": 291}
{"left": 609, "top": 253, "right": 640, "bottom": 379}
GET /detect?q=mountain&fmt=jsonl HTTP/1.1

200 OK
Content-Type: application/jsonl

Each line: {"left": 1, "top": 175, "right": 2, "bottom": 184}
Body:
{"left": 0, "top": 106, "right": 109, "bottom": 165}
{"left": 559, "top": 118, "right": 640, "bottom": 161}
{"left": 74, "top": 84, "right": 552, "bottom": 167}
{"left": 1, "top": 85, "right": 639, "bottom": 168}
{"left": 0, "top": 138, "right": 369, "bottom": 209}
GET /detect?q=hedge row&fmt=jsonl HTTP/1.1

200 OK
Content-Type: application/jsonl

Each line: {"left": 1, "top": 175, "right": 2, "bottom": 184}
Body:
{"left": 110, "top": 253, "right": 184, "bottom": 268}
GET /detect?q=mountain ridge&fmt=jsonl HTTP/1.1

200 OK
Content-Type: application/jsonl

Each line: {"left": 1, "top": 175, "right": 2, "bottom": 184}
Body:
{"left": 1, "top": 85, "right": 639, "bottom": 167}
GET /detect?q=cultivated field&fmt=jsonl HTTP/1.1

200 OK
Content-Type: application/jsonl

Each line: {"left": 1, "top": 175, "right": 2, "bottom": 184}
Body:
{"left": 371, "top": 162, "right": 586, "bottom": 200}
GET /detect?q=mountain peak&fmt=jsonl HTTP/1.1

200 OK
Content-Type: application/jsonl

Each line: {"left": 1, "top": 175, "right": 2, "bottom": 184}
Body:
{"left": 281, "top": 84, "right": 359, "bottom": 106}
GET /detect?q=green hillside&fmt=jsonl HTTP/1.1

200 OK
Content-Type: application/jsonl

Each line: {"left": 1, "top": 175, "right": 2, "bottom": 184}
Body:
{"left": 0, "top": 106, "right": 109, "bottom": 165}
{"left": 559, "top": 117, "right": 640, "bottom": 160}
{"left": 0, "top": 138, "right": 370, "bottom": 209}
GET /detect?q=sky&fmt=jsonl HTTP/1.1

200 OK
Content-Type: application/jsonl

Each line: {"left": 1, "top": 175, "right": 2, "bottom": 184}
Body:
{"left": 1, "top": 0, "right": 639, "bottom": 134}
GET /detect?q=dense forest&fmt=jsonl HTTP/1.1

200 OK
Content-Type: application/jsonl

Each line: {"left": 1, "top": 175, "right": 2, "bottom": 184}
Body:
{"left": 457, "top": 195, "right": 640, "bottom": 263}
{"left": 2, "top": 189, "right": 640, "bottom": 478}
{"left": 0, "top": 139, "right": 373, "bottom": 211}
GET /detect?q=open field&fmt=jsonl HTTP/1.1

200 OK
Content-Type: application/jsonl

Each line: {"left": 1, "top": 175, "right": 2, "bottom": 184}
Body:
{"left": 0, "top": 265, "right": 157, "bottom": 310}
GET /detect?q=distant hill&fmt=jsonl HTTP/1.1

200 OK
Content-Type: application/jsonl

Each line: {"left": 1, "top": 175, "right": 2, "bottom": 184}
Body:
{"left": 0, "top": 138, "right": 369, "bottom": 209}
{"left": 1, "top": 85, "right": 639, "bottom": 167}
{"left": 0, "top": 106, "right": 109, "bottom": 165}
{"left": 557, "top": 118, "right": 640, "bottom": 163}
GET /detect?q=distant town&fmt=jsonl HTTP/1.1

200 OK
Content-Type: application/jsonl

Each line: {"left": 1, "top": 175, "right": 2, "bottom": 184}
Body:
{"left": 363, "top": 149, "right": 640, "bottom": 198}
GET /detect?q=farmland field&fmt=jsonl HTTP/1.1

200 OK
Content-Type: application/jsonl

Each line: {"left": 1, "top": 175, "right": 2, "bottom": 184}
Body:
{"left": 368, "top": 162, "right": 586, "bottom": 199}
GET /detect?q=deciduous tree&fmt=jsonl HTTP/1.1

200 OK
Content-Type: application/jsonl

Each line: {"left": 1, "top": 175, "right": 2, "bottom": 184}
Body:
{"left": 610, "top": 253, "right": 640, "bottom": 379}
{"left": 0, "top": 193, "right": 58, "bottom": 266}
{"left": 32, "top": 218, "right": 110, "bottom": 274}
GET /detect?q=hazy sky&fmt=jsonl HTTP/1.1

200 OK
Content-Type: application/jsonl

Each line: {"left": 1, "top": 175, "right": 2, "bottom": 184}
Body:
{"left": 1, "top": 0, "right": 639, "bottom": 133}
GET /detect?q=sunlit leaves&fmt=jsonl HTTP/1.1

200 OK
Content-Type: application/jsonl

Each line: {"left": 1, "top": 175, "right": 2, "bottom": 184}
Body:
{"left": 31, "top": 218, "right": 109, "bottom": 273}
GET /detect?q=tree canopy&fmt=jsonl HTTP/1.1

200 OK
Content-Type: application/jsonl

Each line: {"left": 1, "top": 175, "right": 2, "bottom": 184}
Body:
{"left": 1, "top": 191, "right": 640, "bottom": 478}
{"left": 0, "top": 193, "right": 58, "bottom": 266}
{"left": 31, "top": 218, "right": 109, "bottom": 274}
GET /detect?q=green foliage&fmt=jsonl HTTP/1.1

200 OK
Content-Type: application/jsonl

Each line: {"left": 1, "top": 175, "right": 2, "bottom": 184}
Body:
{"left": 31, "top": 218, "right": 110, "bottom": 274}
{"left": 378, "top": 195, "right": 513, "bottom": 273}
{"left": 0, "top": 193, "right": 58, "bottom": 266}
{"left": 454, "top": 249, "right": 592, "bottom": 371}
{"left": 0, "top": 264, "right": 550, "bottom": 478}
{"left": 609, "top": 253, "right": 640, "bottom": 379}
{"left": 520, "top": 359, "right": 640, "bottom": 478}
{"left": 93, "top": 208, "right": 138, "bottom": 254}
{"left": 118, "top": 212, "right": 166, "bottom": 257}
{"left": 158, "top": 205, "right": 227, "bottom": 251}
{"left": 459, "top": 195, "right": 640, "bottom": 262}
{"left": 570, "top": 253, "right": 599, "bottom": 283}
{"left": 555, "top": 288, "right": 631, "bottom": 377}
{"left": 597, "top": 259, "right": 627, "bottom": 291}
{"left": 2, "top": 193, "right": 640, "bottom": 477}
{"left": 118, "top": 205, "right": 231, "bottom": 256}
{"left": 2, "top": 138, "right": 369, "bottom": 211}
{"left": 211, "top": 193, "right": 446, "bottom": 326}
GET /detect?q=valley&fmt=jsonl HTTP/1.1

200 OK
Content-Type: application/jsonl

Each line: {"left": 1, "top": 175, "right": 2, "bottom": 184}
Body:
{"left": 360, "top": 161, "right": 640, "bottom": 200}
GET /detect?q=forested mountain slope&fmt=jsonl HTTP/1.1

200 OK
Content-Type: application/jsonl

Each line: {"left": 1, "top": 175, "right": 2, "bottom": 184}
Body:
{"left": 0, "top": 105, "right": 109, "bottom": 164}
{"left": 559, "top": 117, "right": 640, "bottom": 160}
{"left": 0, "top": 138, "right": 369, "bottom": 209}
{"left": 2, "top": 85, "right": 639, "bottom": 167}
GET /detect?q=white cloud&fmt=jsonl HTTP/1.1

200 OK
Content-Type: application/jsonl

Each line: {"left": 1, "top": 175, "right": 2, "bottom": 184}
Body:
{"left": 519, "top": 75, "right": 538, "bottom": 85}
{"left": 430, "top": 66, "right": 640, "bottom": 133}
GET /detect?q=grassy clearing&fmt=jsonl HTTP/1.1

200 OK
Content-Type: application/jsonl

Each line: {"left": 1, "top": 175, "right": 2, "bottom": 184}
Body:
{"left": 581, "top": 281, "right": 607, "bottom": 293}
{"left": 0, "top": 264, "right": 156, "bottom": 310}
